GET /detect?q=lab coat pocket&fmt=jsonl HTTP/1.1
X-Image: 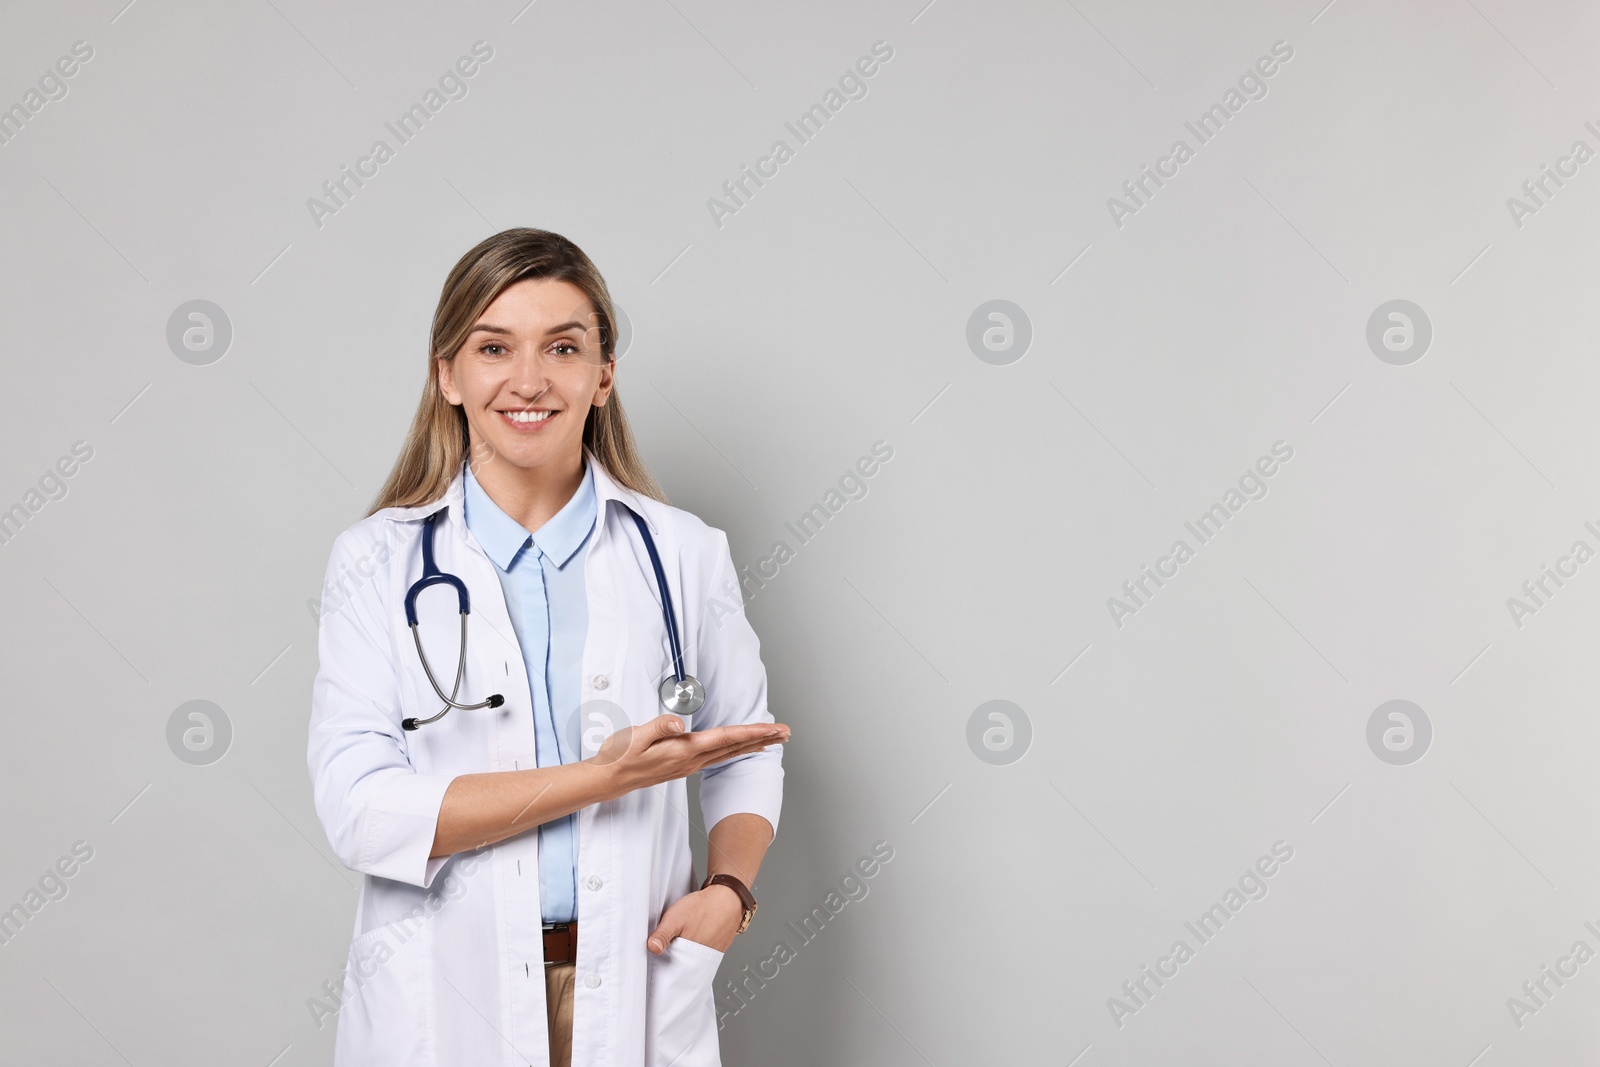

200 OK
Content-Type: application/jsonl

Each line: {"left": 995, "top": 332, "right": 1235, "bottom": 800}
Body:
{"left": 645, "top": 936, "right": 725, "bottom": 1067}
{"left": 333, "top": 917, "right": 436, "bottom": 1067}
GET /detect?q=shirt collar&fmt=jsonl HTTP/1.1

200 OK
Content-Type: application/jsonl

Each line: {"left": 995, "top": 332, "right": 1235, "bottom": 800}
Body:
{"left": 583, "top": 446, "right": 659, "bottom": 535}
{"left": 462, "top": 458, "right": 597, "bottom": 570}
{"left": 380, "top": 446, "right": 658, "bottom": 541}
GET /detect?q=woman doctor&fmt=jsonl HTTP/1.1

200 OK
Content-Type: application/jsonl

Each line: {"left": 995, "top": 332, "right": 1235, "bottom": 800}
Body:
{"left": 307, "top": 227, "right": 790, "bottom": 1067}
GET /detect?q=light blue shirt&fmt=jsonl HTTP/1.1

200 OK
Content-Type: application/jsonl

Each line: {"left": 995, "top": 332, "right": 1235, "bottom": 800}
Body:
{"left": 462, "top": 459, "right": 595, "bottom": 925}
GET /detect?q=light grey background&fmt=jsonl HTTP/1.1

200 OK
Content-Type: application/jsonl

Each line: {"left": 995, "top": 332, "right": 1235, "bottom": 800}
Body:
{"left": 2, "top": 0, "right": 1598, "bottom": 1063}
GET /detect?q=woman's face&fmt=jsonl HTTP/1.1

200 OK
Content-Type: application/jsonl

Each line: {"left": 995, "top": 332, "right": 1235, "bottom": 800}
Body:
{"left": 437, "top": 277, "right": 614, "bottom": 475}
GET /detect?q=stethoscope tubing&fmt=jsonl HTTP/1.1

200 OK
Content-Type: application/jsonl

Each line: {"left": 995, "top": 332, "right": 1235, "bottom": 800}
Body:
{"left": 628, "top": 510, "right": 687, "bottom": 685}
{"left": 401, "top": 499, "right": 701, "bottom": 731}
{"left": 405, "top": 613, "right": 505, "bottom": 729}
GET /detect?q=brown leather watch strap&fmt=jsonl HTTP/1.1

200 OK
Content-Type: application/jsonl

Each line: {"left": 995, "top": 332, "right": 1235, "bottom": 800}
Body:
{"left": 701, "top": 872, "right": 757, "bottom": 934}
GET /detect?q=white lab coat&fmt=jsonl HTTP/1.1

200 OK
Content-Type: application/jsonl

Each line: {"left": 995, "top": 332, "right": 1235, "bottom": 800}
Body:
{"left": 307, "top": 448, "right": 784, "bottom": 1066}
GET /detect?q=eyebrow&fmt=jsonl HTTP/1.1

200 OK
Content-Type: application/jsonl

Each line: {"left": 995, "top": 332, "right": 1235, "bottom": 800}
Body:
{"left": 467, "top": 320, "right": 589, "bottom": 337}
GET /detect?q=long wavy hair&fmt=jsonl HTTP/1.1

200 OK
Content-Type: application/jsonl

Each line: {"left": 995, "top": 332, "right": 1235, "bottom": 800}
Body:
{"left": 366, "top": 228, "right": 665, "bottom": 516}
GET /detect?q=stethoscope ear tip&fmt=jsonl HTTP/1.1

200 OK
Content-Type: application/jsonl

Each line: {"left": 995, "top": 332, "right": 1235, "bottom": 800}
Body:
{"left": 487, "top": 693, "right": 505, "bottom": 708}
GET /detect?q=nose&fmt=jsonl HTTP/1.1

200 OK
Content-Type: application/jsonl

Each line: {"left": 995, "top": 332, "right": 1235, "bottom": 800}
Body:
{"left": 508, "top": 348, "right": 549, "bottom": 402}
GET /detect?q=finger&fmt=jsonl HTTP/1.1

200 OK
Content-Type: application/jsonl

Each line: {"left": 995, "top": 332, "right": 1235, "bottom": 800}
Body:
{"left": 646, "top": 921, "right": 678, "bottom": 954}
{"left": 707, "top": 727, "right": 789, "bottom": 757}
{"left": 648, "top": 727, "right": 781, "bottom": 765}
{"left": 649, "top": 725, "right": 787, "bottom": 777}
{"left": 647, "top": 714, "right": 687, "bottom": 740}
{"left": 713, "top": 726, "right": 789, "bottom": 753}
{"left": 693, "top": 723, "right": 789, "bottom": 749}
{"left": 693, "top": 732, "right": 781, "bottom": 761}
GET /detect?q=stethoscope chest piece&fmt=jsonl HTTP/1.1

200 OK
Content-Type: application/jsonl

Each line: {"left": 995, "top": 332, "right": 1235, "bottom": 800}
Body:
{"left": 658, "top": 674, "right": 706, "bottom": 716}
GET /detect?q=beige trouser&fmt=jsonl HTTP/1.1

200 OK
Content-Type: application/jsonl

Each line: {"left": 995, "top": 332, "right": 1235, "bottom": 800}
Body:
{"left": 545, "top": 961, "right": 576, "bottom": 1067}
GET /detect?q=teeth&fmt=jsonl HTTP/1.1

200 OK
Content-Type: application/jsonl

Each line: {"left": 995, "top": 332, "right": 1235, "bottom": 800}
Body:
{"left": 502, "top": 410, "right": 554, "bottom": 423}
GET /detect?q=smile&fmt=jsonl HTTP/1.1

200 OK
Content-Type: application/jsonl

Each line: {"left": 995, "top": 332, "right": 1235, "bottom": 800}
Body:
{"left": 498, "top": 409, "right": 557, "bottom": 429}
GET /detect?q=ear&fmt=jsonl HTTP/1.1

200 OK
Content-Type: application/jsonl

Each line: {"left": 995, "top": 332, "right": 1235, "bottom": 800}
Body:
{"left": 592, "top": 360, "right": 616, "bottom": 408}
{"left": 436, "top": 356, "right": 461, "bottom": 405}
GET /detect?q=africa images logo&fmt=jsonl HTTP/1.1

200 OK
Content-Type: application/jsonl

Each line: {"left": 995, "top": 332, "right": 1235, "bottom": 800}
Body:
{"left": 706, "top": 41, "right": 894, "bottom": 229}
{"left": 305, "top": 41, "right": 494, "bottom": 229}
{"left": 1105, "top": 40, "right": 1294, "bottom": 229}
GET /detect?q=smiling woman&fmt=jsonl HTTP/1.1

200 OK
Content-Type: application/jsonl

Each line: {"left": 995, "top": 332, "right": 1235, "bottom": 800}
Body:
{"left": 438, "top": 275, "right": 617, "bottom": 521}
{"left": 309, "top": 227, "right": 789, "bottom": 1067}
{"left": 368, "top": 230, "right": 659, "bottom": 515}
{"left": 435, "top": 276, "right": 619, "bottom": 528}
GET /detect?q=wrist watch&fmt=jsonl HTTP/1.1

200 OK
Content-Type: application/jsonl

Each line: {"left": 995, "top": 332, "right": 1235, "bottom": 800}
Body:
{"left": 701, "top": 872, "right": 757, "bottom": 934}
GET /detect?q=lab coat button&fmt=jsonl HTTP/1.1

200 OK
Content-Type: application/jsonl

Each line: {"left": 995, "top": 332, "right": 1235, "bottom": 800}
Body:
{"left": 585, "top": 973, "right": 602, "bottom": 988}
{"left": 587, "top": 875, "right": 603, "bottom": 890}
{"left": 592, "top": 675, "right": 609, "bottom": 690}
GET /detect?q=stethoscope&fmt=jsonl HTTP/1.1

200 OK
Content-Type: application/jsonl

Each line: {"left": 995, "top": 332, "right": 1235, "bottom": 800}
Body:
{"left": 401, "top": 503, "right": 706, "bottom": 731}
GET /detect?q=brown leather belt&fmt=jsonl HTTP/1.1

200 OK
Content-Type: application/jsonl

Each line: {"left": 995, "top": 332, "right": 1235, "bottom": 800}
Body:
{"left": 543, "top": 922, "right": 577, "bottom": 967}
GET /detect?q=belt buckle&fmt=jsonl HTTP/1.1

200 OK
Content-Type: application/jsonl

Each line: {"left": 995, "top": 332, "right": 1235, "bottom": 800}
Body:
{"left": 543, "top": 922, "right": 574, "bottom": 968}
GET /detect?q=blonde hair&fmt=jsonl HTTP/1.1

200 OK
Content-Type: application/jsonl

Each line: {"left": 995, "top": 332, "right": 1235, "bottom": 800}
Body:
{"left": 366, "top": 228, "right": 665, "bottom": 516}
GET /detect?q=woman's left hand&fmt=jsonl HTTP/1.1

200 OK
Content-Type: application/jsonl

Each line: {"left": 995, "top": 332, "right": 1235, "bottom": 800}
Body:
{"left": 647, "top": 884, "right": 745, "bottom": 954}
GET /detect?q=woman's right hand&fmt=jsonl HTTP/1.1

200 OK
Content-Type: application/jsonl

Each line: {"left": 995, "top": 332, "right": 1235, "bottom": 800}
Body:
{"left": 591, "top": 714, "right": 790, "bottom": 800}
